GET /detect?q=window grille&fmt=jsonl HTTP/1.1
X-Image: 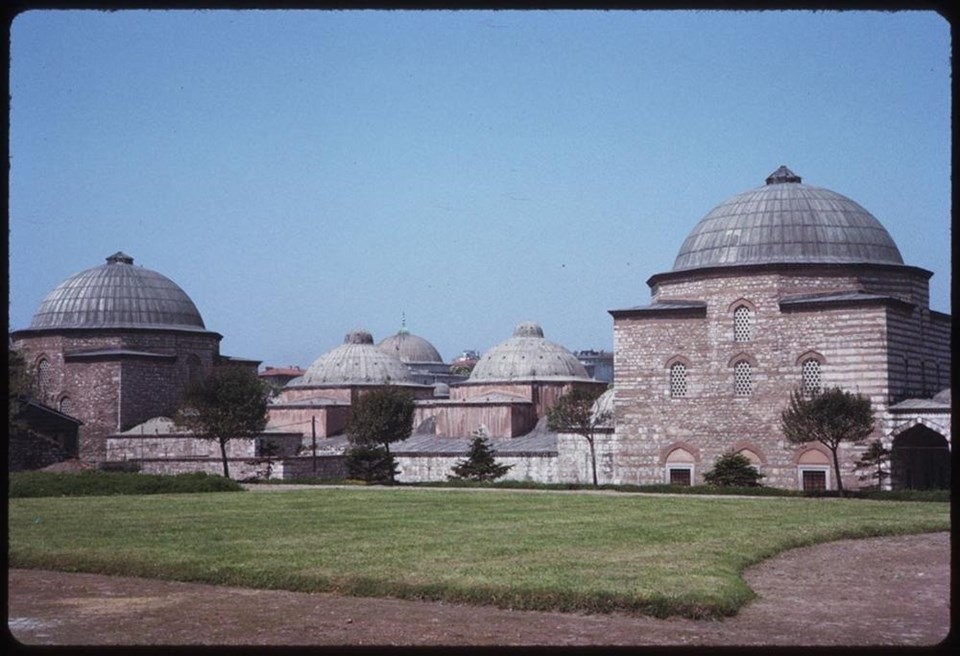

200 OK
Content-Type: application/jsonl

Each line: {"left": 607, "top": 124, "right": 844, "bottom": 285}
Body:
{"left": 58, "top": 396, "right": 71, "bottom": 415}
{"left": 37, "top": 358, "right": 52, "bottom": 395}
{"left": 734, "top": 360, "right": 752, "bottom": 397}
{"left": 733, "top": 305, "right": 752, "bottom": 342}
{"left": 670, "top": 363, "right": 687, "bottom": 398}
{"left": 801, "top": 358, "right": 822, "bottom": 397}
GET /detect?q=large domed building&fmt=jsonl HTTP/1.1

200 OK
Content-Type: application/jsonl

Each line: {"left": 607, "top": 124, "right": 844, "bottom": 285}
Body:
{"left": 377, "top": 324, "right": 466, "bottom": 386}
{"left": 266, "top": 329, "right": 433, "bottom": 439}
{"left": 408, "top": 322, "right": 607, "bottom": 440}
{"left": 610, "top": 167, "right": 951, "bottom": 490}
{"left": 11, "top": 252, "right": 258, "bottom": 462}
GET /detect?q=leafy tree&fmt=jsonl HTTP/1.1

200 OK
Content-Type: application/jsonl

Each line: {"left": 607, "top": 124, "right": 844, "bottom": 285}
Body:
{"left": 547, "top": 387, "right": 611, "bottom": 487}
{"left": 780, "top": 386, "right": 874, "bottom": 497}
{"left": 855, "top": 440, "right": 890, "bottom": 491}
{"left": 704, "top": 452, "right": 765, "bottom": 487}
{"left": 346, "top": 387, "right": 415, "bottom": 485}
{"left": 345, "top": 443, "right": 399, "bottom": 484}
{"left": 8, "top": 348, "right": 34, "bottom": 432}
{"left": 449, "top": 435, "right": 513, "bottom": 482}
{"left": 175, "top": 366, "right": 269, "bottom": 479}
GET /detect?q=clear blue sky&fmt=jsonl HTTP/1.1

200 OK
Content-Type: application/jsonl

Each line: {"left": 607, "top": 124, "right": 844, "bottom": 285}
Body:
{"left": 8, "top": 10, "right": 951, "bottom": 369}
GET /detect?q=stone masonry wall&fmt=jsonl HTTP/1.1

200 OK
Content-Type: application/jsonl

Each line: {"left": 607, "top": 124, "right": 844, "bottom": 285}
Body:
{"left": 613, "top": 269, "right": 897, "bottom": 490}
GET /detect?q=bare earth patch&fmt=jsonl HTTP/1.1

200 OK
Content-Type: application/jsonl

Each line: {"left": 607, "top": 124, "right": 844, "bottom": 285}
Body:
{"left": 7, "top": 532, "right": 949, "bottom": 647}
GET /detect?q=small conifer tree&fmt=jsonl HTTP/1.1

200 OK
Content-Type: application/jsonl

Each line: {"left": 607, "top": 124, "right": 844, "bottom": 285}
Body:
{"left": 855, "top": 440, "right": 890, "bottom": 491}
{"left": 449, "top": 436, "right": 513, "bottom": 482}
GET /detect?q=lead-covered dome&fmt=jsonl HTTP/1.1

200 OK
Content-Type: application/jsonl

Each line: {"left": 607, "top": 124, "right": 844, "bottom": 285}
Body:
{"left": 672, "top": 166, "right": 904, "bottom": 271}
{"left": 378, "top": 328, "right": 443, "bottom": 364}
{"left": 27, "top": 252, "right": 207, "bottom": 331}
{"left": 291, "top": 329, "right": 414, "bottom": 387}
{"left": 469, "top": 322, "right": 590, "bottom": 382}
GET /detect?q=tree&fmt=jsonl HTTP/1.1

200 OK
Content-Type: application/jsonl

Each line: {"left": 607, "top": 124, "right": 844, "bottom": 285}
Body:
{"left": 346, "top": 387, "right": 415, "bottom": 485}
{"left": 8, "top": 348, "right": 35, "bottom": 432}
{"left": 175, "top": 366, "right": 269, "bottom": 479}
{"left": 346, "top": 443, "right": 399, "bottom": 484}
{"left": 547, "top": 387, "right": 611, "bottom": 487}
{"left": 780, "top": 387, "right": 874, "bottom": 497}
{"left": 704, "top": 452, "right": 765, "bottom": 487}
{"left": 855, "top": 440, "right": 890, "bottom": 491}
{"left": 449, "top": 435, "right": 513, "bottom": 482}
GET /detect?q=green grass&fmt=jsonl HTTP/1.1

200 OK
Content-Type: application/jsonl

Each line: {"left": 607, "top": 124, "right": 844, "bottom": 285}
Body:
{"left": 9, "top": 471, "right": 244, "bottom": 497}
{"left": 8, "top": 488, "right": 949, "bottom": 618}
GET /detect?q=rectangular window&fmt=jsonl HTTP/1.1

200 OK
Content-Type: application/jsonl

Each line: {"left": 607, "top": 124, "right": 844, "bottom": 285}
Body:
{"left": 802, "top": 470, "right": 827, "bottom": 492}
{"left": 669, "top": 468, "right": 692, "bottom": 486}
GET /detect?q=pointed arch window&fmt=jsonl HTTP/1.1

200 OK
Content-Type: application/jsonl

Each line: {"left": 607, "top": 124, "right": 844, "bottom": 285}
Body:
{"left": 733, "top": 360, "right": 753, "bottom": 397}
{"left": 669, "top": 362, "right": 688, "bottom": 398}
{"left": 37, "top": 358, "right": 52, "bottom": 396}
{"left": 733, "top": 305, "right": 753, "bottom": 343}
{"left": 58, "top": 396, "right": 72, "bottom": 415}
{"left": 801, "top": 358, "right": 822, "bottom": 397}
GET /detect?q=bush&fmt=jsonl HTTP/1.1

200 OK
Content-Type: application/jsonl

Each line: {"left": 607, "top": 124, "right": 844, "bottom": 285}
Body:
{"left": 448, "top": 436, "right": 513, "bottom": 482}
{"left": 9, "top": 471, "right": 244, "bottom": 498}
{"left": 703, "top": 452, "right": 764, "bottom": 487}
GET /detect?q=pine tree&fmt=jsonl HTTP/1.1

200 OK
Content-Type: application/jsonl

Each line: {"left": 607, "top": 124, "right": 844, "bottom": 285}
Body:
{"left": 855, "top": 440, "right": 890, "bottom": 491}
{"left": 449, "top": 436, "right": 513, "bottom": 482}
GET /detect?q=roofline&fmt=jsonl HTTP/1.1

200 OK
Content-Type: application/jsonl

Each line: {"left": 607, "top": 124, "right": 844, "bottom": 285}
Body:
{"left": 11, "top": 326, "right": 223, "bottom": 340}
{"left": 609, "top": 302, "right": 707, "bottom": 319}
{"left": 454, "top": 377, "right": 607, "bottom": 386}
{"left": 284, "top": 381, "right": 434, "bottom": 390}
{"left": 779, "top": 294, "right": 915, "bottom": 314}
{"left": 646, "top": 261, "right": 934, "bottom": 289}
{"left": 64, "top": 349, "right": 177, "bottom": 362}
{"left": 19, "top": 396, "right": 84, "bottom": 425}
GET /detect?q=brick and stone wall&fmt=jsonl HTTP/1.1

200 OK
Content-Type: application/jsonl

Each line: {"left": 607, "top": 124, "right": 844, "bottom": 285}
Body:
{"left": 611, "top": 265, "right": 931, "bottom": 490}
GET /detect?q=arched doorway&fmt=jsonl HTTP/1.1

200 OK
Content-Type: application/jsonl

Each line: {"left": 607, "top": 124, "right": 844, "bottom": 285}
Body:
{"left": 891, "top": 425, "right": 950, "bottom": 490}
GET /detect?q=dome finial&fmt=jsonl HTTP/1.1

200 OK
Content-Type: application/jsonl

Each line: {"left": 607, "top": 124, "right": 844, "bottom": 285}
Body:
{"left": 399, "top": 311, "right": 409, "bottom": 335}
{"left": 106, "top": 251, "right": 134, "bottom": 265}
{"left": 765, "top": 165, "right": 801, "bottom": 185}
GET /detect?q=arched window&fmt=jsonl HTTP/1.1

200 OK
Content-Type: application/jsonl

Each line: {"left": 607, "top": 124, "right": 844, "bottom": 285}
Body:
{"left": 36, "top": 358, "right": 52, "bottom": 396}
{"left": 669, "top": 362, "right": 688, "bottom": 398}
{"left": 665, "top": 447, "right": 695, "bottom": 486}
{"left": 797, "top": 449, "right": 831, "bottom": 491}
{"left": 733, "top": 305, "right": 753, "bottom": 343}
{"left": 733, "top": 360, "right": 752, "bottom": 397}
{"left": 58, "top": 396, "right": 71, "bottom": 415}
{"left": 801, "top": 358, "right": 822, "bottom": 397}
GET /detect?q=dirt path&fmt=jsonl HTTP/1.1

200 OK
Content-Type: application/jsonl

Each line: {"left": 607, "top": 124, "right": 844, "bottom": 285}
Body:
{"left": 7, "top": 531, "right": 949, "bottom": 647}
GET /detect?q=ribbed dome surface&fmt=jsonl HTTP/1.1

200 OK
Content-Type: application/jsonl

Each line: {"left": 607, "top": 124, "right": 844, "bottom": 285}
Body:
{"left": 591, "top": 388, "right": 614, "bottom": 424}
{"left": 28, "top": 252, "right": 207, "bottom": 331}
{"left": 378, "top": 329, "right": 443, "bottom": 364}
{"left": 469, "top": 322, "right": 589, "bottom": 382}
{"left": 673, "top": 166, "right": 903, "bottom": 271}
{"left": 292, "top": 329, "right": 414, "bottom": 386}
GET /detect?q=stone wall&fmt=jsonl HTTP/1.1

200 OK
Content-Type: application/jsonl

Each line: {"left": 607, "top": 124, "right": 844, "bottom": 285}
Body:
{"left": 12, "top": 328, "right": 221, "bottom": 463}
{"left": 613, "top": 267, "right": 908, "bottom": 490}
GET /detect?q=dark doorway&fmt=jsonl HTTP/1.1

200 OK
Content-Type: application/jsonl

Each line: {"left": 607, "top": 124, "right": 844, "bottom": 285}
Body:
{"left": 802, "top": 470, "right": 827, "bottom": 492}
{"left": 891, "top": 425, "right": 950, "bottom": 490}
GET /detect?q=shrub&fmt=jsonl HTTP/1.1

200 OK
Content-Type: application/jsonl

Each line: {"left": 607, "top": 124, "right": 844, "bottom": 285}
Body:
{"left": 9, "top": 471, "right": 244, "bottom": 498}
{"left": 703, "top": 452, "right": 765, "bottom": 487}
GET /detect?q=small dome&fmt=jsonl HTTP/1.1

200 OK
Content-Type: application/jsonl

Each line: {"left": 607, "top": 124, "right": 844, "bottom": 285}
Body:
{"left": 291, "top": 329, "right": 413, "bottom": 387}
{"left": 27, "top": 252, "right": 207, "bottom": 331}
{"left": 433, "top": 382, "right": 450, "bottom": 398}
{"left": 673, "top": 166, "right": 904, "bottom": 271}
{"left": 591, "top": 388, "right": 614, "bottom": 425}
{"left": 469, "top": 322, "right": 590, "bottom": 382}
{"left": 378, "top": 328, "right": 443, "bottom": 364}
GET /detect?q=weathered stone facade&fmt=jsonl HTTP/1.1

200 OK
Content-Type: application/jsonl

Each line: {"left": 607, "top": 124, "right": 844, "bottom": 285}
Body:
{"left": 609, "top": 167, "right": 951, "bottom": 491}
{"left": 12, "top": 329, "right": 224, "bottom": 462}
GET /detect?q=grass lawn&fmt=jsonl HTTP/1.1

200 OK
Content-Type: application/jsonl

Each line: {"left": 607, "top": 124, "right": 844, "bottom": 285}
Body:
{"left": 8, "top": 488, "right": 950, "bottom": 618}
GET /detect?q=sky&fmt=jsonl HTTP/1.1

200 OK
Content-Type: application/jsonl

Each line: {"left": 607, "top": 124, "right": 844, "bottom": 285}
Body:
{"left": 7, "top": 10, "right": 952, "bottom": 369}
